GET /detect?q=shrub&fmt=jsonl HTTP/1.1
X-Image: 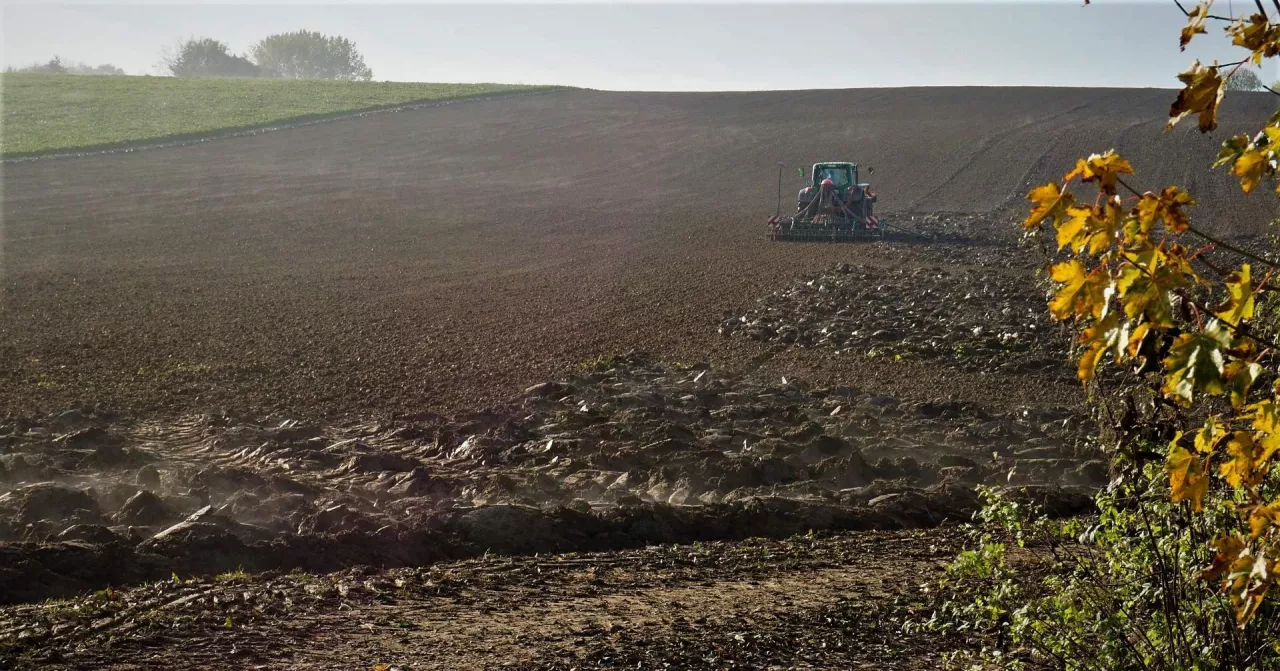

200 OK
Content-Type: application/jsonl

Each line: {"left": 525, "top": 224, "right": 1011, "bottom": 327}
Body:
{"left": 926, "top": 1, "right": 1280, "bottom": 666}
{"left": 923, "top": 480, "right": 1280, "bottom": 669}
{"left": 161, "top": 38, "right": 259, "bottom": 78}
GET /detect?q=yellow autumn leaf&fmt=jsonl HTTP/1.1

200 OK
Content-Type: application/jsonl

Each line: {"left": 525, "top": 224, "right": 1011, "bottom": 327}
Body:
{"left": 1225, "top": 359, "right": 1262, "bottom": 410}
{"left": 1237, "top": 580, "right": 1273, "bottom": 626}
{"left": 1117, "top": 261, "right": 1176, "bottom": 328}
{"left": 1135, "top": 195, "right": 1160, "bottom": 236}
{"left": 1085, "top": 198, "right": 1124, "bottom": 255}
{"left": 1229, "top": 13, "right": 1280, "bottom": 63}
{"left": 1253, "top": 398, "right": 1280, "bottom": 435}
{"left": 1225, "top": 548, "right": 1256, "bottom": 600}
{"left": 1121, "top": 244, "right": 1198, "bottom": 326}
{"left": 1048, "top": 260, "right": 1106, "bottom": 321}
{"left": 1256, "top": 434, "right": 1280, "bottom": 475}
{"left": 1077, "top": 312, "right": 1128, "bottom": 383}
{"left": 1208, "top": 265, "right": 1259, "bottom": 330}
{"left": 1230, "top": 14, "right": 1270, "bottom": 52}
{"left": 1168, "top": 60, "right": 1225, "bottom": 132}
{"left": 1214, "top": 264, "right": 1256, "bottom": 328}
{"left": 1168, "top": 439, "right": 1210, "bottom": 512}
{"left": 1158, "top": 186, "right": 1194, "bottom": 233}
{"left": 1232, "top": 149, "right": 1268, "bottom": 194}
{"left": 1246, "top": 399, "right": 1280, "bottom": 473}
{"left": 1181, "top": 0, "right": 1212, "bottom": 50}
{"left": 1127, "top": 321, "right": 1152, "bottom": 358}
{"left": 1221, "top": 431, "right": 1264, "bottom": 489}
{"left": 1025, "top": 182, "right": 1074, "bottom": 230}
{"left": 1055, "top": 206, "right": 1093, "bottom": 252}
{"left": 1135, "top": 187, "right": 1194, "bottom": 234}
{"left": 1249, "top": 501, "right": 1280, "bottom": 539}
{"left": 1201, "top": 534, "right": 1245, "bottom": 582}
{"left": 1195, "top": 416, "right": 1226, "bottom": 454}
{"left": 1226, "top": 550, "right": 1276, "bottom": 626}
{"left": 1064, "top": 150, "right": 1135, "bottom": 196}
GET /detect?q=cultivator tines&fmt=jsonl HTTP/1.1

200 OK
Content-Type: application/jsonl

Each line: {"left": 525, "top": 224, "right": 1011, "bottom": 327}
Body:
{"left": 767, "top": 216, "right": 884, "bottom": 242}
{"left": 766, "top": 161, "right": 888, "bottom": 243}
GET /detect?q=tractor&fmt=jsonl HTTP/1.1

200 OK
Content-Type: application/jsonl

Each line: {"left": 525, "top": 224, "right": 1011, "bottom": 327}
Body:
{"left": 767, "top": 162, "right": 880, "bottom": 241}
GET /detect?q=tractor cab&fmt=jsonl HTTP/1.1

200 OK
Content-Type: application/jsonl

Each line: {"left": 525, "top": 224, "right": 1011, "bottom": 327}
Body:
{"left": 797, "top": 161, "right": 872, "bottom": 207}
{"left": 812, "top": 163, "right": 857, "bottom": 191}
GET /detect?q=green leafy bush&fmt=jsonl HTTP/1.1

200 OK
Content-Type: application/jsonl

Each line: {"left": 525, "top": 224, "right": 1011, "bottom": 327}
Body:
{"left": 923, "top": 479, "right": 1280, "bottom": 669}
{"left": 925, "top": 2, "right": 1280, "bottom": 666}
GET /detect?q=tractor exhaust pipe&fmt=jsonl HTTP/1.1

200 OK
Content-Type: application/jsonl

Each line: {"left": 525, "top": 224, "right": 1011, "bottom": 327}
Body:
{"left": 775, "top": 162, "right": 784, "bottom": 219}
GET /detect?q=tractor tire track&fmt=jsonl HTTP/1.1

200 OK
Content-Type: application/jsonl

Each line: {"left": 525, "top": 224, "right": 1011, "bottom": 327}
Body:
{"left": 3, "top": 87, "right": 1277, "bottom": 421}
{"left": 902, "top": 101, "right": 1094, "bottom": 213}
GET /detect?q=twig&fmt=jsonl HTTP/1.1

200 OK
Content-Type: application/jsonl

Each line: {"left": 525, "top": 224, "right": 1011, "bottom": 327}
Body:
{"left": 1185, "top": 228, "right": 1279, "bottom": 270}
{"left": 1193, "top": 250, "right": 1268, "bottom": 286}
{"left": 1114, "top": 176, "right": 1280, "bottom": 270}
{"left": 1190, "top": 0, "right": 1280, "bottom": 97}
{"left": 1143, "top": 504, "right": 1199, "bottom": 663}
{"left": 1119, "top": 249, "right": 1280, "bottom": 350}
{"left": 1197, "top": 252, "right": 1280, "bottom": 294}
{"left": 1175, "top": 0, "right": 1243, "bottom": 21}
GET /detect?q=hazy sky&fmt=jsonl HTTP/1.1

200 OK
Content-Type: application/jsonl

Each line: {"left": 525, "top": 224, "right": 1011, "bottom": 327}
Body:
{"left": 2, "top": 1, "right": 1275, "bottom": 90}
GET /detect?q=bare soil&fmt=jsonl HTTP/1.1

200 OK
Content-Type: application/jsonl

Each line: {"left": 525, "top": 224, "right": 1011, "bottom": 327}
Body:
{"left": 4, "top": 88, "right": 1276, "bottom": 420}
{"left": 3, "top": 87, "right": 1277, "bottom": 667}
{"left": 2, "top": 528, "right": 977, "bottom": 670}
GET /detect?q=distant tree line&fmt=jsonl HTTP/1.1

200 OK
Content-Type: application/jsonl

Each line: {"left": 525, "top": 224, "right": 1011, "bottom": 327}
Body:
{"left": 160, "top": 31, "right": 372, "bottom": 80}
{"left": 4, "top": 56, "right": 126, "bottom": 76}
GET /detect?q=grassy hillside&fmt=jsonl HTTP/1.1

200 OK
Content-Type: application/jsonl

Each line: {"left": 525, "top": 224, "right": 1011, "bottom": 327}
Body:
{"left": 1, "top": 74, "right": 552, "bottom": 156}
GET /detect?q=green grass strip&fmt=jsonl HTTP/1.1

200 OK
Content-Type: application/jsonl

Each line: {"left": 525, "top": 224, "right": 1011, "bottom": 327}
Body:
{"left": 2, "top": 74, "right": 557, "bottom": 156}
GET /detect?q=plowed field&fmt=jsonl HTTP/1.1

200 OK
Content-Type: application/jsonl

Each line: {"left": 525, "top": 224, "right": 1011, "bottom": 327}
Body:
{"left": 5, "top": 87, "right": 1276, "bottom": 420}
{"left": 3, "top": 87, "right": 1278, "bottom": 668}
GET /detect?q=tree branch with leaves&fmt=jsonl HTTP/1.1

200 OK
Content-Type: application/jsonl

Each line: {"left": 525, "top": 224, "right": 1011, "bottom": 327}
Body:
{"left": 1024, "top": 0, "right": 1280, "bottom": 628}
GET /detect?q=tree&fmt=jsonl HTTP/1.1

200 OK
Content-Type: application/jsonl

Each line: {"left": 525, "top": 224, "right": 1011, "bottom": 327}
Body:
{"left": 1226, "top": 66, "right": 1263, "bottom": 91}
{"left": 250, "top": 30, "right": 372, "bottom": 81}
{"left": 926, "top": 3, "right": 1280, "bottom": 668}
{"left": 40, "top": 57, "right": 67, "bottom": 74}
{"left": 6, "top": 56, "right": 68, "bottom": 75}
{"left": 161, "top": 38, "right": 259, "bottom": 78}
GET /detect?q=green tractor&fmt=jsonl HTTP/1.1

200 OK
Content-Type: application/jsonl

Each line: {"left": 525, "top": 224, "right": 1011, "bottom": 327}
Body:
{"left": 767, "top": 162, "right": 880, "bottom": 241}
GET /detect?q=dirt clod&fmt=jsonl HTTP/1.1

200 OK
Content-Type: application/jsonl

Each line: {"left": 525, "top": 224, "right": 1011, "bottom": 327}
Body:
{"left": 114, "top": 490, "right": 170, "bottom": 526}
{"left": 15, "top": 485, "right": 102, "bottom": 526}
